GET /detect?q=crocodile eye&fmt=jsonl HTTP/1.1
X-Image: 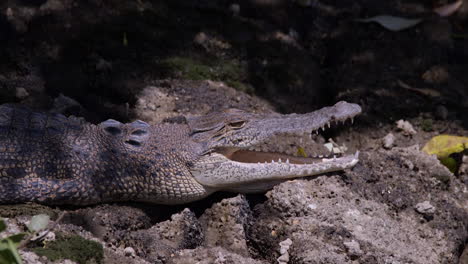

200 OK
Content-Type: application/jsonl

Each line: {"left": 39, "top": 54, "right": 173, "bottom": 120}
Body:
{"left": 229, "top": 121, "right": 245, "bottom": 128}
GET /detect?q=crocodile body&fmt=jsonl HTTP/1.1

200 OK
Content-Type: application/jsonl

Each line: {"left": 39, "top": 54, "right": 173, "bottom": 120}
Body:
{"left": 0, "top": 102, "right": 361, "bottom": 205}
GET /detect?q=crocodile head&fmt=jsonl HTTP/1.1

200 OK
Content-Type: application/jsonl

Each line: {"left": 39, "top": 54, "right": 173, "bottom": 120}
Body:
{"left": 187, "top": 101, "right": 361, "bottom": 193}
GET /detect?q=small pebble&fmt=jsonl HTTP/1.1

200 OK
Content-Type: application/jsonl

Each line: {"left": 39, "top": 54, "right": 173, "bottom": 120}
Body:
{"left": 396, "top": 120, "right": 417, "bottom": 135}
{"left": 415, "top": 201, "right": 436, "bottom": 215}
{"left": 421, "top": 65, "right": 449, "bottom": 84}
{"left": 194, "top": 32, "right": 208, "bottom": 46}
{"left": 343, "top": 240, "right": 363, "bottom": 257}
{"left": 15, "top": 87, "right": 29, "bottom": 99}
{"left": 229, "top": 3, "right": 240, "bottom": 15}
{"left": 382, "top": 133, "right": 395, "bottom": 149}
{"left": 124, "top": 246, "right": 136, "bottom": 257}
{"left": 96, "top": 58, "right": 112, "bottom": 71}
{"left": 278, "top": 238, "right": 293, "bottom": 264}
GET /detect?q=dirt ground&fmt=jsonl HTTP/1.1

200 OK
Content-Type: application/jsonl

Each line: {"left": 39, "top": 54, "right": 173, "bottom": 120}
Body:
{"left": 0, "top": 0, "right": 467, "bottom": 263}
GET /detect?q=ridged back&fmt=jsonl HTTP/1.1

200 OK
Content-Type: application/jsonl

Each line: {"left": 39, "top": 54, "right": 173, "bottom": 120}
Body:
{"left": 0, "top": 104, "right": 88, "bottom": 140}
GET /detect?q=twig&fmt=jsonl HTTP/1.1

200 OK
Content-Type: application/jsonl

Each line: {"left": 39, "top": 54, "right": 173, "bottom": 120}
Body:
{"left": 18, "top": 211, "right": 66, "bottom": 249}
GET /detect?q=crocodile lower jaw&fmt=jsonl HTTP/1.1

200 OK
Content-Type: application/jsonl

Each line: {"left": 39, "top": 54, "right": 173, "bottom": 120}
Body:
{"left": 191, "top": 151, "right": 359, "bottom": 190}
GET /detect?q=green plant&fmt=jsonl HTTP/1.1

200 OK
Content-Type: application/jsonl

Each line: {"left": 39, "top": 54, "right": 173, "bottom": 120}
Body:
{"left": 0, "top": 219, "right": 26, "bottom": 264}
{"left": 0, "top": 214, "right": 51, "bottom": 264}
{"left": 32, "top": 233, "right": 104, "bottom": 264}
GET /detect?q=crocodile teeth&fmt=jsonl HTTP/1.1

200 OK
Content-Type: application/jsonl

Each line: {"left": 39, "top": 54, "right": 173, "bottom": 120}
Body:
{"left": 286, "top": 159, "right": 289, "bottom": 163}
{"left": 351, "top": 118, "right": 354, "bottom": 124}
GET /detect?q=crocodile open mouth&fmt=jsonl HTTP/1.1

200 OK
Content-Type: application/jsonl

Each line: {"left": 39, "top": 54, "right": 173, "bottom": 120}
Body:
{"left": 217, "top": 119, "right": 351, "bottom": 165}
{"left": 221, "top": 149, "right": 331, "bottom": 164}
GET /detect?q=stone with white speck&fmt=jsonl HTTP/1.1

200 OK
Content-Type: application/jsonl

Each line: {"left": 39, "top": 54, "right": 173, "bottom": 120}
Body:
{"left": 278, "top": 238, "right": 293, "bottom": 263}
{"left": 415, "top": 201, "right": 435, "bottom": 215}
{"left": 382, "top": 133, "right": 395, "bottom": 149}
{"left": 396, "top": 120, "right": 417, "bottom": 135}
{"left": 343, "top": 240, "right": 363, "bottom": 257}
{"left": 124, "top": 246, "right": 136, "bottom": 257}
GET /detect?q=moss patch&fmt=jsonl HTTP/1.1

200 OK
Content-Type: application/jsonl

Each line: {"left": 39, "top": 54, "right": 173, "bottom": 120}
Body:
{"left": 421, "top": 119, "right": 433, "bottom": 132}
{"left": 31, "top": 233, "right": 103, "bottom": 264}
{"left": 161, "top": 56, "right": 252, "bottom": 93}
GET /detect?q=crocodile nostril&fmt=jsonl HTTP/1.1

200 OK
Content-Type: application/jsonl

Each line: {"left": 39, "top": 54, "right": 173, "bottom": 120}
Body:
{"left": 125, "top": 139, "right": 141, "bottom": 147}
{"left": 131, "top": 129, "right": 147, "bottom": 136}
{"left": 104, "top": 127, "right": 122, "bottom": 135}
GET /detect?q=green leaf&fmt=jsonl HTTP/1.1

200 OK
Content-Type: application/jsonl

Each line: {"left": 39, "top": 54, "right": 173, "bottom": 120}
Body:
{"left": 356, "top": 15, "right": 422, "bottom": 31}
{"left": 0, "top": 249, "right": 17, "bottom": 264}
{"left": 0, "top": 238, "right": 22, "bottom": 264}
{"left": 0, "top": 239, "right": 9, "bottom": 250}
{"left": 27, "top": 214, "right": 50, "bottom": 233}
{"left": 6, "top": 238, "right": 22, "bottom": 264}
{"left": 6, "top": 234, "right": 26, "bottom": 247}
{"left": 0, "top": 219, "right": 6, "bottom": 232}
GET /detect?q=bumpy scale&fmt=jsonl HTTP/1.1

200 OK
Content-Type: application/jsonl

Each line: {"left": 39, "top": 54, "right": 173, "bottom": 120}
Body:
{"left": 0, "top": 101, "right": 361, "bottom": 205}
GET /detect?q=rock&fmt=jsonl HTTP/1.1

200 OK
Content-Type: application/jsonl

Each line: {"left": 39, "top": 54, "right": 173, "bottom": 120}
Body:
{"left": 382, "top": 133, "right": 395, "bottom": 149}
{"left": 20, "top": 250, "right": 45, "bottom": 264}
{"left": 134, "top": 80, "right": 274, "bottom": 124}
{"left": 169, "top": 247, "right": 265, "bottom": 264}
{"left": 278, "top": 238, "right": 292, "bottom": 254}
{"left": 134, "top": 86, "right": 177, "bottom": 123}
{"left": 435, "top": 105, "right": 449, "bottom": 120}
{"left": 64, "top": 204, "right": 151, "bottom": 244}
{"left": 199, "top": 195, "right": 251, "bottom": 256}
{"left": 461, "top": 155, "right": 468, "bottom": 176}
{"left": 248, "top": 146, "right": 466, "bottom": 263}
{"left": 96, "top": 58, "right": 112, "bottom": 71}
{"left": 42, "top": 230, "right": 56, "bottom": 243}
{"left": 460, "top": 244, "right": 468, "bottom": 264}
{"left": 343, "top": 240, "right": 363, "bottom": 257}
{"left": 104, "top": 248, "right": 150, "bottom": 264}
{"left": 277, "top": 238, "right": 293, "bottom": 264}
{"left": 15, "top": 87, "right": 29, "bottom": 99}
{"left": 194, "top": 32, "right": 208, "bottom": 46}
{"left": 421, "top": 65, "right": 449, "bottom": 84}
{"left": 396, "top": 119, "right": 417, "bottom": 135}
{"left": 51, "top": 94, "right": 83, "bottom": 115}
{"left": 229, "top": 3, "right": 240, "bottom": 16}
{"left": 39, "top": 0, "right": 69, "bottom": 13}
{"left": 414, "top": 201, "right": 436, "bottom": 215}
{"left": 124, "top": 247, "right": 136, "bottom": 257}
{"left": 124, "top": 208, "right": 202, "bottom": 262}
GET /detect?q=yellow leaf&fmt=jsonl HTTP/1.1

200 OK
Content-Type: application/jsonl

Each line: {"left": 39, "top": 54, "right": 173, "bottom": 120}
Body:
{"left": 422, "top": 135, "right": 468, "bottom": 158}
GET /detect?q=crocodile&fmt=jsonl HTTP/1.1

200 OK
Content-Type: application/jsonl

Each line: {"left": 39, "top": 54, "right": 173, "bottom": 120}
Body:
{"left": 0, "top": 101, "right": 361, "bottom": 205}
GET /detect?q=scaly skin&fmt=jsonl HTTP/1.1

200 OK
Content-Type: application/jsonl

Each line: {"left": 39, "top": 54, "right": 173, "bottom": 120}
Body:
{"left": 0, "top": 101, "right": 361, "bottom": 205}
